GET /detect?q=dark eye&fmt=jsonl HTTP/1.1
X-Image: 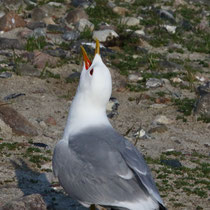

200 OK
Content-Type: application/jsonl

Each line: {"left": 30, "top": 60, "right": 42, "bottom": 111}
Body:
{"left": 90, "top": 69, "right": 94, "bottom": 76}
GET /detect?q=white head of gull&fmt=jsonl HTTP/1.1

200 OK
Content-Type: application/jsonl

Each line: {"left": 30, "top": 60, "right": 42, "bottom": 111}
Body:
{"left": 53, "top": 40, "right": 167, "bottom": 210}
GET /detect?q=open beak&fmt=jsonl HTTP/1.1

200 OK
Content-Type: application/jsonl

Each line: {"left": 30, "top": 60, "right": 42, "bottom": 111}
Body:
{"left": 81, "top": 39, "right": 100, "bottom": 70}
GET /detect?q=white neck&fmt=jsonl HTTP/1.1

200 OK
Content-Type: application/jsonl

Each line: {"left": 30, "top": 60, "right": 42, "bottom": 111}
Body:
{"left": 62, "top": 92, "right": 112, "bottom": 140}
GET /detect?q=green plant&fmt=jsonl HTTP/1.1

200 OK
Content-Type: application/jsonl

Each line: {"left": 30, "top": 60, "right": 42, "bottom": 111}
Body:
{"left": 25, "top": 36, "right": 48, "bottom": 52}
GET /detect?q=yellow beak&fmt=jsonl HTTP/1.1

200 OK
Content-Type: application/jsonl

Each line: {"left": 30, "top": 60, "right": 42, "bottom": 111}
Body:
{"left": 81, "top": 40, "right": 100, "bottom": 70}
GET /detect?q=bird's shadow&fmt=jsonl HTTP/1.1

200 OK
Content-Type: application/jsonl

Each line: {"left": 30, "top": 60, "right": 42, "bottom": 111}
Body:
{"left": 11, "top": 159, "right": 88, "bottom": 210}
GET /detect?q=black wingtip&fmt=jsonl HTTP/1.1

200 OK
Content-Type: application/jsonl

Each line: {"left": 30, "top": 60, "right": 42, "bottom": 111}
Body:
{"left": 159, "top": 203, "right": 167, "bottom": 210}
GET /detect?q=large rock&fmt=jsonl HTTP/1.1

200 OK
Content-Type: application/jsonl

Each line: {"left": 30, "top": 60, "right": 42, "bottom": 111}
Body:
{"left": 0, "top": 105, "right": 38, "bottom": 136}
{"left": 194, "top": 82, "right": 210, "bottom": 118}
{"left": 93, "top": 29, "right": 118, "bottom": 42}
{"left": 33, "top": 51, "right": 59, "bottom": 69}
{"left": 31, "top": 7, "right": 48, "bottom": 22}
{"left": 0, "top": 38, "right": 23, "bottom": 50}
{"left": 0, "top": 11, "right": 26, "bottom": 32}
{"left": 65, "top": 8, "right": 88, "bottom": 24}
{"left": 1, "top": 194, "right": 47, "bottom": 210}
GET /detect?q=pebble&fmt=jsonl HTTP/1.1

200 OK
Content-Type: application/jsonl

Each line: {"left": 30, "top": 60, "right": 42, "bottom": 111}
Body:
{"left": 71, "top": 0, "right": 93, "bottom": 8}
{"left": 0, "top": 72, "right": 12, "bottom": 78}
{"left": 163, "top": 25, "right": 176, "bottom": 34}
{"left": 134, "top": 129, "right": 151, "bottom": 139}
{"left": 65, "top": 8, "right": 88, "bottom": 24}
{"left": 0, "top": 105, "right": 38, "bottom": 136}
{"left": 158, "top": 9, "right": 175, "bottom": 23}
{"left": 66, "top": 72, "right": 81, "bottom": 83}
{"left": 106, "top": 97, "right": 119, "bottom": 118}
{"left": 44, "top": 48, "right": 66, "bottom": 58}
{"left": 194, "top": 93, "right": 210, "bottom": 118}
{"left": 0, "top": 37, "right": 23, "bottom": 50}
{"left": 62, "top": 30, "right": 80, "bottom": 41}
{"left": 26, "top": 21, "right": 46, "bottom": 30}
{"left": 33, "top": 51, "right": 59, "bottom": 69}
{"left": 171, "top": 77, "right": 183, "bottom": 83}
{"left": 0, "top": 11, "right": 26, "bottom": 32}
{"left": 16, "top": 63, "right": 41, "bottom": 77}
{"left": 161, "top": 159, "right": 182, "bottom": 168}
{"left": 128, "top": 74, "right": 141, "bottom": 82}
{"left": 47, "top": 24, "right": 66, "bottom": 33}
{"left": 32, "top": 142, "right": 48, "bottom": 148}
{"left": 113, "top": 6, "right": 129, "bottom": 16}
{"left": 31, "top": 27, "right": 46, "bottom": 38}
{"left": 76, "top": 18, "right": 94, "bottom": 32}
{"left": 148, "top": 124, "right": 168, "bottom": 133}
{"left": 153, "top": 115, "right": 173, "bottom": 125}
{"left": 4, "top": 93, "right": 25, "bottom": 101}
{"left": 31, "top": 7, "right": 48, "bottom": 21}
{"left": 120, "top": 17, "right": 140, "bottom": 26}
{"left": 93, "top": 29, "right": 119, "bottom": 42}
{"left": 134, "top": 29, "right": 145, "bottom": 36}
{"left": 146, "top": 78, "right": 163, "bottom": 88}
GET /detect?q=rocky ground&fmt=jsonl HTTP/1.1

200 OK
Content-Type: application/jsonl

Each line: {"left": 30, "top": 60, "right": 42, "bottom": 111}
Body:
{"left": 0, "top": 0, "right": 209, "bottom": 209}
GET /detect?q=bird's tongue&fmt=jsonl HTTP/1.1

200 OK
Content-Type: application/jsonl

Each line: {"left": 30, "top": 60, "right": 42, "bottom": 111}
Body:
{"left": 81, "top": 40, "right": 100, "bottom": 70}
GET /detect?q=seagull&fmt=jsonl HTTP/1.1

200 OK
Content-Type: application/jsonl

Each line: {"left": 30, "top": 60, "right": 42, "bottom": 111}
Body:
{"left": 52, "top": 40, "right": 167, "bottom": 210}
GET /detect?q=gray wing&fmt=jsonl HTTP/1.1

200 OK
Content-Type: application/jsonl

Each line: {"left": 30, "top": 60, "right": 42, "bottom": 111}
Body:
{"left": 99, "top": 127, "right": 164, "bottom": 206}
{"left": 53, "top": 127, "right": 163, "bottom": 207}
{"left": 121, "top": 139, "right": 164, "bottom": 206}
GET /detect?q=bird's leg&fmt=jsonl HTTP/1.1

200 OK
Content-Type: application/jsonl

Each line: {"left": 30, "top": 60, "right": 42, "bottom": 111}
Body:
{"left": 90, "top": 204, "right": 96, "bottom": 210}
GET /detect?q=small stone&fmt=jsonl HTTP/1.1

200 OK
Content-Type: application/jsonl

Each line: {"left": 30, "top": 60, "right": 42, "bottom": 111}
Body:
{"left": 134, "top": 29, "right": 145, "bottom": 36}
{"left": 26, "top": 21, "right": 46, "bottom": 30}
{"left": 158, "top": 9, "right": 175, "bottom": 23}
{"left": 194, "top": 93, "right": 210, "bottom": 118}
{"left": 93, "top": 29, "right": 119, "bottom": 42}
{"left": 43, "top": 17, "right": 56, "bottom": 25}
{"left": 45, "top": 116, "right": 56, "bottom": 126}
{"left": 32, "top": 27, "right": 46, "bottom": 38}
{"left": 16, "top": 63, "right": 40, "bottom": 77}
{"left": 0, "top": 105, "right": 38, "bottom": 136}
{"left": 146, "top": 78, "right": 163, "bottom": 88}
{"left": 1, "top": 194, "right": 47, "bottom": 210}
{"left": 120, "top": 17, "right": 140, "bottom": 26}
{"left": 47, "top": 24, "right": 66, "bottom": 33}
{"left": 0, "top": 72, "right": 12, "bottom": 78}
{"left": 106, "top": 97, "right": 119, "bottom": 118}
{"left": 76, "top": 18, "right": 94, "bottom": 32}
{"left": 62, "top": 31, "right": 80, "bottom": 41}
{"left": 150, "top": 104, "right": 167, "bottom": 109}
{"left": 33, "top": 51, "right": 59, "bottom": 69}
{"left": 31, "top": 7, "right": 48, "bottom": 21}
{"left": 148, "top": 124, "right": 168, "bottom": 133}
{"left": 0, "top": 11, "right": 26, "bottom": 32}
{"left": 65, "top": 8, "right": 88, "bottom": 24}
{"left": 128, "top": 74, "right": 141, "bottom": 82}
{"left": 66, "top": 72, "right": 81, "bottom": 83}
{"left": 153, "top": 115, "right": 173, "bottom": 125}
{"left": 4, "top": 93, "right": 25, "bottom": 101}
{"left": 71, "top": 0, "right": 93, "bottom": 8}
{"left": 113, "top": 6, "right": 128, "bottom": 16}
{"left": 163, "top": 25, "right": 176, "bottom": 34}
{"left": 0, "top": 38, "right": 23, "bottom": 50}
{"left": 44, "top": 48, "right": 66, "bottom": 58}
{"left": 171, "top": 77, "right": 183, "bottom": 83}
{"left": 161, "top": 159, "right": 182, "bottom": 168}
